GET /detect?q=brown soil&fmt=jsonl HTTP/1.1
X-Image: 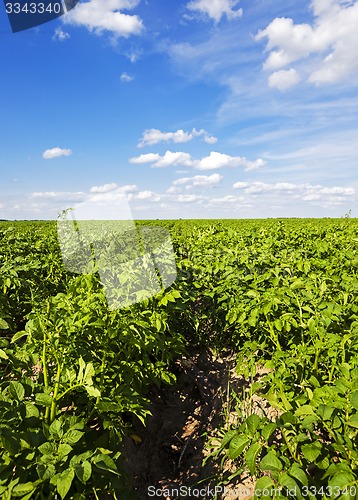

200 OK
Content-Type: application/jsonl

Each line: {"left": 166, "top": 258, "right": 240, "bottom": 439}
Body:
{"left": 121, "top": 347, "right": 277, "bottom": 500}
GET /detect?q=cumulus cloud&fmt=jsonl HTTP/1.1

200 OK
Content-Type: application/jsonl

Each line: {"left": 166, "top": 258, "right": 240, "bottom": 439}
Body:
{"left": 128, "top": 190, "right": 161, "bottom": 202}
{"left": 233, "top": 180, "right": 355, "bottom": 201}
{"left": 186, "top": 0, "right": 243, "bottom": 23}
{"left": 268, "top": 68, "right": 300, "bottom": 91}
{"left": 129, "top": 151, "right": 193, "bottom": 168}
{"left": 130, "top": 150, "right": 265, "bottom": 171}
{"left": 42, "top": 147, "right": 72, "bottom": 159}
{"left": 129, "top": 153, "right": 161, "bottom": 164}
{"left": 53, "top": 28, "right": 71, "bottom": 41}
{"left": 135, "top": 190, "right": 156, "bottom": 200}
{"left": 203, "top": 135, "right": 219, "bottom": 145}
{"left": 138, "top": 127, "right": 217, "bottom": 147}
{"left": 232, "top": 181, "right": 249, "bottom": 189}
{"left": 120, "top": 72, "right": 134, "bottom": 82}
{"left": 63, "top": 0, "right": 144, "bottom": 38}
{"left": 195, "top": 152, "right": 266, "bottom": 171}
{"left": 256, "top": 0, "right": 358, "bottom": 88}
{"left": 173, "top": 173, "right": 223, "bottom": 188}
{"left": 138, "top": 129, "right": 192, "bottom": 146}
{"left": 153, "top": 151, "right": 193, "bottom": 168}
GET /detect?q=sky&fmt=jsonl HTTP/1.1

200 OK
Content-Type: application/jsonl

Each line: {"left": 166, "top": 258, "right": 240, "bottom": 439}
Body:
{"left": 1, "top": 0, "right": 358, "bottom": 220}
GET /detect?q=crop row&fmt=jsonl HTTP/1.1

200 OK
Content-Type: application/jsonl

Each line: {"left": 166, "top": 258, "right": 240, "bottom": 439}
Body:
{"left": 0, "top": 218, "right": 358, "bottom": 498}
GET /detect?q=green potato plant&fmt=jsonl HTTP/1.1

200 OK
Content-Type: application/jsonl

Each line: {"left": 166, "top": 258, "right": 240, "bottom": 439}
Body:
{"left": 1, "top": 218, "right": 358, "bottom": 498}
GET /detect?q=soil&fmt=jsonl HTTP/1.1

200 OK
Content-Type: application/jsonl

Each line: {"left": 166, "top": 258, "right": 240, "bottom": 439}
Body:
{"left": 121, "top": 347, "right": 279, "bottom": 500}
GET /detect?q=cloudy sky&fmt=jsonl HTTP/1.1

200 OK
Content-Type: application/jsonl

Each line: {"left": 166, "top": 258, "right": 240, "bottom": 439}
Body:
{"left": 1, "top": 0, "right": 358, "bottom": 219}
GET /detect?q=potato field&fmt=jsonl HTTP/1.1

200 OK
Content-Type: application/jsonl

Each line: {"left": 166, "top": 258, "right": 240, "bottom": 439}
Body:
{"left": 1, "top": 218, "right": 358, "bottom": 499}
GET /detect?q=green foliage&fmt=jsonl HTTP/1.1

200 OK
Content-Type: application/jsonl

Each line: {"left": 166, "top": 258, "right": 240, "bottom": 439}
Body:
{"left": 187, "top": 218, "right": 358, "bottom": 493}
{"left": 0, "top": 221, "right": 189, "bottom": 498}
{"left": 0, "top": 389, "right": 124, "bottom": 499}
{"left": 2, "top": 218, "right": 358, "bottom": 496}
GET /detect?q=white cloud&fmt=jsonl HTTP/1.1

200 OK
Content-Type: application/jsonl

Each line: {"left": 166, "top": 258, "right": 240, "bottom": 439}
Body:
{"left": 173, "top": 173, "right": 223, "bottom": 187}
{"left": 129, "top": 150, "right": 265, "bottom": 171}
{"left": 256, "top": 18, "right": 322, "bottom": 71}
{"left": 129, "top": 153, "right": 161, "bottom": 164}
{"left": 268, "top": 68, "right": 300, "bottom": 91}
{"left": 68, "top": 193, "right": 134, "bottom": 219}
{"left": 30, "top": 187, "right": 135, "bottom": 213}
{"left": 203, "top": 134, "right": 219, "bottom": 144}
{"left": 130, "top": 151, "right": 193, "bottom": 168}
{"left": 134, "top": 190, "right": 152, "bottom": 200}
{"left": 153, "top": 151, "right": 193, "bottom": 168}
{"left": 256, "top": 0, "right": 358, "bottom": 87}
{"left": 233, "top": 180, "right": 355, "bottom": 201}
{"left": 175, "top": 194, "right": 203, "bottom": 203}
{"left": 232, "top": 181, "right": 249, "bottom": 189}
{"left": 120, "top": 184, "right": 138, "bottom": 193}
{"left": 193, "top": 128, "right": 218, "bottom": 143}
{"left": 42, "top": 147, "right": 72, "bottom": 159}
{"left": 186, "top": 0, "right": 243, "bottom": 23}
{"left": 302, "top": 193, "right": 321, "bottom": 201}
{"left": 30, "top": 185, "right": 140, "bottom": 214}
{"left": 195, "top": 151, "right": 266, "bottom": 171}
{"left": 120, "top": 72, "right": 134, "bottom": 82}
{"left": 32, "top": 191, "right": 85, "bottom": 201}
{"left": 138, "top": 127, "right": 217, "bottom": 147}
{"left": 129, "top": 190, "right": 161, "bottom": 201}
{"left": 320, "top": 186, "right": 355, "bottom": 195}
{"left": 166, "top": 186, "right": 180, "bottom": 194}
{"left": 209, "top": 194, "right": 238, "bottom": 204}
{"left": 90, "top": 183, "right": 118, "bottom": 193}
{"left": 89, "top": 184, "right": 138, "bottom": 201}
{"left": 32, "top": 192, "right": 62, "bottom": 198}
{"left": 53, "top": 28, "right": 71, "bottom": 41}
{"left": 126, "top": 51, "right": 141, "bottom": 62}
{"left": 64, "top": 0, "right": 144, "bottom": 38}
{"left": 138, "top": 129, "right": 192, "bottom": 146}
{"left": 85, "top": 191, "right": 126, "bottom": 203}
{"left": 9, "top": 174, "right": 356, "bottom": 220}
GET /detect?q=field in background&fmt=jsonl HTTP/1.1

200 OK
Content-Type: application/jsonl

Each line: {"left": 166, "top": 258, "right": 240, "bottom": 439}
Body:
{"left": 1, "top": 218, "right": 358, "bottom": 499}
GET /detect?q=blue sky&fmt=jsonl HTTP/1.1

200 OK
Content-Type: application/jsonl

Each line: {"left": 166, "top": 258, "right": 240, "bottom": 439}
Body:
{"left": 1, "top": 0, "right": 357, "bottom": 219}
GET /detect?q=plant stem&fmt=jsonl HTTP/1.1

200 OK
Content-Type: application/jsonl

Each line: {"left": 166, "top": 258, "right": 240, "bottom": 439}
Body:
{"left": 266, "top": 319, "right": 281, "bottom": 351}
{"left": 38, "top": 311, "right": 50, "bottom": 422}
{"left": 294, "top": 293, "right": 306, "bottom": 345}
{"left": 42, "top": 341, "right": 48, "bottom": 390}
{"left": 50, "top": 360, "right": 62, "bottom": 423}
{"left": 328, "top": 364, "right": 335, "bottom": 383}
{"left": 42, "top": 337, "right": 50, "bottom": 422}
{"left": 57, "top": 383, "right": 83, "bottom": 401}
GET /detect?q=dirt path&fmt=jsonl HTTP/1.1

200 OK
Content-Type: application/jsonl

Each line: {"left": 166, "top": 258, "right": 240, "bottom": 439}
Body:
{"left": 121, "top": 347, "right": 268, "bottom": 500}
